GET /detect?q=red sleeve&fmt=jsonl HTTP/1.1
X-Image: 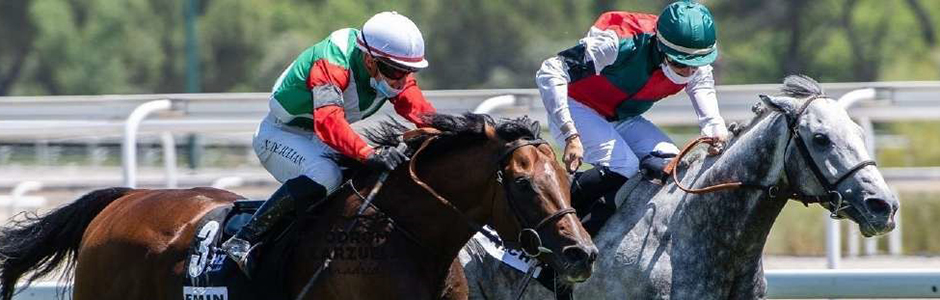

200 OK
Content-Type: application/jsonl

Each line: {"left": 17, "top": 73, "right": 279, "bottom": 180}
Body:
{"left": 314, "top": 105, "right": 374, "bottom": 161}
{"left": 593, "top": 11, "right": 659, "bottom": 38}
{"left": 390, "top": 75, "right": 436, "bottom": 127}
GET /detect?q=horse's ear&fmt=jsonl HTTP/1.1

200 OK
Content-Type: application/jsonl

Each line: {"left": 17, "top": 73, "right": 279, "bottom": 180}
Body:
{"left": 529, "top": 120, "right": 541, "bottom": 139}
{"left": 759, "top": 94, "right": 797, "bottom": 116}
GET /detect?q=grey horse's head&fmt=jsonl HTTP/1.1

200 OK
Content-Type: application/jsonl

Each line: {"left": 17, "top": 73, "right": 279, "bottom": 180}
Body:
{"left": 757, "top": 75, "right": 898, "bottom": 237}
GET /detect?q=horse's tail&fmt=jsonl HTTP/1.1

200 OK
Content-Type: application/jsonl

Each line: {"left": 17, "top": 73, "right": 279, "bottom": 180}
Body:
{"left": 0, "top": 187, "right": 133, "bottom": 300}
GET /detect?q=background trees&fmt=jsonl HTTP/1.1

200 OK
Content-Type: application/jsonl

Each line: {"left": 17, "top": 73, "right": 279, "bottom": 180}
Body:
{"left": 0, "top": 0, "right": 937, "bottom": 96}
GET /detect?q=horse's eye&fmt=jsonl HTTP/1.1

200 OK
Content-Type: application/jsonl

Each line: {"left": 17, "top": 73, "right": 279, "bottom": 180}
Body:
{"left": 514, "top": 177, "right": 531, "bottom": 185}
{"left": 813, "top": 133, "right": 831, "bottom": 147}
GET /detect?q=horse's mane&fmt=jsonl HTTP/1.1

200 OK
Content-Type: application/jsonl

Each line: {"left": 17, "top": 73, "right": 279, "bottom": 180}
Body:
{"left": 780, "top": 74, "right": 824, "bottom": 99}
{"left": 335, "top": 113, "right": 541, "bottom": 171}
{"left": 673, "top": 75, "right": 826, "bottom": 167}
{"left": 728, "top": 74, "right": 824, "bottom": 140}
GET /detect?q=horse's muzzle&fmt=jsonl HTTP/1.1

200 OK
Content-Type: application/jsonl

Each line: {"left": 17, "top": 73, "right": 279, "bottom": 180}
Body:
{"left": 559, "top": 243, "right": 598, "bottom": 283}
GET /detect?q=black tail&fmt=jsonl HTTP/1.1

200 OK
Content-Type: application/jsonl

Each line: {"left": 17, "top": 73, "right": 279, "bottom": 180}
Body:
{"left": 0, "top": 187, "right": 132, "bottom": 300}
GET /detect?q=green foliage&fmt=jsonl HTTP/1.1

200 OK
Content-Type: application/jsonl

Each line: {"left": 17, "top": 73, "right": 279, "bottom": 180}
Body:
{"left": 765, "top": 191, "right": 940, "bottom": 255}
{"left": 879, "top": 121, "right": 940, "bottom": 167}
{"left": 2, "top": 0, "right": 939, "bottom": 95}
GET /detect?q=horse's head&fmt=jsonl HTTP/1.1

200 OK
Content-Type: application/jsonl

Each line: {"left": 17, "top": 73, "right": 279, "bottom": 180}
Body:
{"left": 759, "top": 75, "right": 898, "bottom": 237}
{"left": 486, "top": 117, "right": 598, "bottom": 283}
{"left": 396, "top": 114, "right": 597, "bottom": 284}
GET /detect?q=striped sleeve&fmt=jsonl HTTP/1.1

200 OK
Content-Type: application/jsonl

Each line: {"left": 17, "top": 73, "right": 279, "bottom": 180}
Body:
{"left": 307, "top": 37, "right": 352, "bottom": 110}
{"left": 314, "top": 105, "right": 374, "bottom": 161}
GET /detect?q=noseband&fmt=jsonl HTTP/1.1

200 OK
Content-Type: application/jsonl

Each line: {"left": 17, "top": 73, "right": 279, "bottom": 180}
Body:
{"left": 409, "top": 135, "right": 575, "bottom": 257}
{"left": 666, "top": 96, "right": 876, "bottom": 219}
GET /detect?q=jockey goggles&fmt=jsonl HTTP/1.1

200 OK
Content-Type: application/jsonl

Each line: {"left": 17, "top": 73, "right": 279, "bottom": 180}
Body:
{"left": 375, "top": 57, "right": 413, "bottom": 80}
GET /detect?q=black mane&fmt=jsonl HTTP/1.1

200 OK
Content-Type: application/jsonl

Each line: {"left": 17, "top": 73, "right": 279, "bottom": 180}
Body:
{"left": 337, "top": 113, "right": 541, "bottom": 171}
{"left": 364, "top": 113, "right": 540, "bottom": 148}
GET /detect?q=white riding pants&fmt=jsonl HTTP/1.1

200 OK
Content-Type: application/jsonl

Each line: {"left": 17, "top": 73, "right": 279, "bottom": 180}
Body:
{"left": 548, "top": 100, "right": 680, "bottom": 178}
{"left": 253, "top": 114, "right": 343, "bottom": 193}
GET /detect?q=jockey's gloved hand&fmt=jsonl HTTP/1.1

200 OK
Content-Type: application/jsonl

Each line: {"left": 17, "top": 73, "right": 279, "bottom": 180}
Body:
{"left": 563, "top": 134, "right": 584, "bottom": 173}
{"left": 706, "top": 125, "right": 731, "bottom": 156}
{"left": 365, "top": 145, "right": 409, "bottom": 171}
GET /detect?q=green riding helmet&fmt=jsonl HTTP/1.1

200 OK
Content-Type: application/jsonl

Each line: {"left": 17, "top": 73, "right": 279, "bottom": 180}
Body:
{"left": 656, "top": 0, "right": 718, "bottom": 67}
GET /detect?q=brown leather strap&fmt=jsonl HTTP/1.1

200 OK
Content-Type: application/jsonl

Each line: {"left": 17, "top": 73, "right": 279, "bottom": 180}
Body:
{"left": 409, "top": 135, "right": 470, "bottom": 214}
{"left": 664, "top": 136, "right": 744, "bottom": 194}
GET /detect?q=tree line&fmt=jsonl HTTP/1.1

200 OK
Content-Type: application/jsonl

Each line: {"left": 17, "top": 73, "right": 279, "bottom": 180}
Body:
{"left": 1, "top": 0, "right": 938, "bottom": 96}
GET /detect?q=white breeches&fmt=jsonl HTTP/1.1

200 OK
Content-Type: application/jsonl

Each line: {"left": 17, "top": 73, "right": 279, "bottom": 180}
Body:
{"left": 252, "top": 115, "right": 343, "bottom": 193}
{"left": 548, "top": 100, "right": 680, "bottom": 178}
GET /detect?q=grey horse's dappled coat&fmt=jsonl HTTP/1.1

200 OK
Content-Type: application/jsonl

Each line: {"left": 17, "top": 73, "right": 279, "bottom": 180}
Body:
{"left": 460, "top": 75, "right": 899, "bottom": 299}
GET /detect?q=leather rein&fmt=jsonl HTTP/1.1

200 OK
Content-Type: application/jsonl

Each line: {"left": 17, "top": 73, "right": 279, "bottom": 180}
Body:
{"left": 664, "top": 96, "right": 876, "bottom": 218}
{"left": 408, "top": 134, "right": 576, "bottom": 257}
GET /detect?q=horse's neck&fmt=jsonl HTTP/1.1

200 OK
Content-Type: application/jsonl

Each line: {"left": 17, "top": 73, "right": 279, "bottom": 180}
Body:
{"left": 689, "top": 113, "right": 791, "bottom": 259}
{"left": 379, "top": 147, "right": 501, "bottom": 267}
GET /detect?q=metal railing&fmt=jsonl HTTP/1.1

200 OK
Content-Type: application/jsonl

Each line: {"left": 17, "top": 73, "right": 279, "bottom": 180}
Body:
{"left": 1, "top": 83, "right": 940, "bottom": 299}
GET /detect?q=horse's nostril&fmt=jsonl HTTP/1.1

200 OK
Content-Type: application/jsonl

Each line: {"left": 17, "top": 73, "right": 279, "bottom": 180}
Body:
{"left": 563, "top": 246, "right": 591, "bottom": 265}
{"left": 865, "top": 198, "right": 891, "bottom": 215}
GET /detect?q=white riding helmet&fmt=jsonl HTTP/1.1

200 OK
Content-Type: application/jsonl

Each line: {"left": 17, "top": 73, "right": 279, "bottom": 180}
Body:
{"left": 356, "top": 11, "right": 428, "bottom": 70}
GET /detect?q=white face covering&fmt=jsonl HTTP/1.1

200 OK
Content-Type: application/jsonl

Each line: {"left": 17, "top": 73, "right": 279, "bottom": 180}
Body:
{"left": 661, "top": 62, "right": 693, "bottom": 84}
{"left": 370, "top": 77, "right": 403, "bottom": 98}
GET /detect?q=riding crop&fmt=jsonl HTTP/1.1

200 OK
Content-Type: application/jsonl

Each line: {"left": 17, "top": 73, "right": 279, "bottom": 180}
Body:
{"left": 294, "top": 143, "right": 406, "bottom": 300}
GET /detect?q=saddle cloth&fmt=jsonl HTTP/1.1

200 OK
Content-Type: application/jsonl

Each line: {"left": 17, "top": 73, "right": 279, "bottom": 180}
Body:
{"left": 182, "top": 200, "right": 293, "bottom": 300}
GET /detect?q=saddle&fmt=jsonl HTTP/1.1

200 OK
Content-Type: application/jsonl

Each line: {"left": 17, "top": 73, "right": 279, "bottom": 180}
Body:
{"left": 182, "top": 200, "right": 296, "bottom": 300}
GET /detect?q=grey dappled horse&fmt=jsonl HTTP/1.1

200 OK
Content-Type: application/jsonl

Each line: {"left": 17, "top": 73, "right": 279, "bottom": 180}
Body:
{"left": 460, "top": 75, "right": 899, "bottom": 299}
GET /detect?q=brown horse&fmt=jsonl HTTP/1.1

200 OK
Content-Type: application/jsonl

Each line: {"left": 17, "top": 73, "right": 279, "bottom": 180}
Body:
{"left": 0, "top": 113, "right": 597, "bottom": 300}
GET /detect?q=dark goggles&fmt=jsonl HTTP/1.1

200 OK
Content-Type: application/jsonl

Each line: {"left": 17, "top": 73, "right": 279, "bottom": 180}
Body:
{"left": 375, "top": 58, "right": 414, "bottom": 80}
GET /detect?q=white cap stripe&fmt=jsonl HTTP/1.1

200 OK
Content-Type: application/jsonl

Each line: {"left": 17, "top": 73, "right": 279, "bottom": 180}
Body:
{"left": 656, "top": 31, "right": 716, "bottom": 55}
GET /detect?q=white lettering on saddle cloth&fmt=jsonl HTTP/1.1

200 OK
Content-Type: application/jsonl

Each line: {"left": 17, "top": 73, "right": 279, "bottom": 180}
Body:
{"left": 183, "top": 286, "right": 228, "bottom": 300}
{"left": 189, "top": 221, "right": 221, "bottom": 278}
{"left": 475, "top": 226, "right": 542, "bottom": 277}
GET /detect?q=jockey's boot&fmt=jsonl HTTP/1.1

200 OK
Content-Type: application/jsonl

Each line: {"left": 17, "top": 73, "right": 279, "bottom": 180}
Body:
{"left": 221, "top": 175, "right": 327, "bottom": 278}
{"left": 570, "top": 167, "right": 627, "bottom": 236}
{"left": 640, "top": 154, "right": 674, "bottom": 184}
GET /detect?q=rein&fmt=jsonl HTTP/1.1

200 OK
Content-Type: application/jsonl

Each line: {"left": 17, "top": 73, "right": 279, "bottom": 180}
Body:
{"left": 664, "top": 96, "right": 876, "bottom": 218}
{"left": 408, "top": 134, "right": 575, "bottom": 257}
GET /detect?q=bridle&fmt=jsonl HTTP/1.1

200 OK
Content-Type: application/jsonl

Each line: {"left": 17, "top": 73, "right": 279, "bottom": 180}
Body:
{"left": 665, "top": 95, "right": 876, "bottom": 219}
{"left": 496, "top": 138, "right": 577, "bottom": 256}
{"left": 409, "top": 134, "right": 576, "bottom": 257}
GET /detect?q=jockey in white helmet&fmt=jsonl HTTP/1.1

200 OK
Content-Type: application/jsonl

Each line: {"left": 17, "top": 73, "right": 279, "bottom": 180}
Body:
{"left": 221, "top": 11, "right": 434, "bottom": 276}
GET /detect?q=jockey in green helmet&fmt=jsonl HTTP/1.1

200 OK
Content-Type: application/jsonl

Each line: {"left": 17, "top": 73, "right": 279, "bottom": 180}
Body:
{"left": 536, "top": 1, "right": 728, "bottom": 234}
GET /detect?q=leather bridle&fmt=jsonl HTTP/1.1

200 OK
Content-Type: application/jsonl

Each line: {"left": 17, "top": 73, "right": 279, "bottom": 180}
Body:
{"left": 665, "top": 95, "right": 876, "bottom": 219}
{"left": 409, "top": 135, "right": 576, "bottom": 257}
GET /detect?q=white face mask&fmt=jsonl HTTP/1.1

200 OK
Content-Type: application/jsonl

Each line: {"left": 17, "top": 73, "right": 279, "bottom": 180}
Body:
{"left": 370, "top": 77, "right": 402, "bottom": 98}
{"left": 661, "top": 62, "right": 693, "bottom": 84}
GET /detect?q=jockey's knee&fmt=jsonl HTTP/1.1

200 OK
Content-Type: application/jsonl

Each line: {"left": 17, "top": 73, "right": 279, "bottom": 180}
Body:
{"left": 302, "top": 164, "right": 342, "bottom": 193}
{"left": 607, "top": 154, "right": 640, "bottom": 178}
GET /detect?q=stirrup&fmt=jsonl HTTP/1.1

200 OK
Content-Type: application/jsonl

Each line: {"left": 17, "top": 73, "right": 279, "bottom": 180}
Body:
{"left": 221, "top": 237, "right": 259, "bottom": 278}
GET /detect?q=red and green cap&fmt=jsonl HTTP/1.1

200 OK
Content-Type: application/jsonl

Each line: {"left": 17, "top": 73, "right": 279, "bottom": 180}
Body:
{"left": 656, "top": 1, "right": 718, "bottom": 67}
